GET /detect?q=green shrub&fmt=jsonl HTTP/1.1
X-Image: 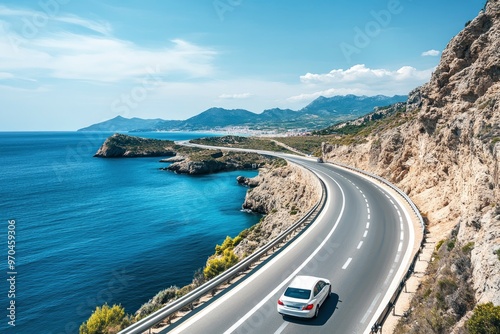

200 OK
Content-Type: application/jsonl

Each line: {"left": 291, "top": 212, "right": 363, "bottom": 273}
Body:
{"left": 203, "top": 249, "right": 239, "bottom": 280}
{"left": 80, "top": 304, "right": 128, "bottom": 334}
{"left": 462, "top": 242, "right": 475, "bottom": 254}
{"left": 233, "top": 235, "right": 243, "bottom": 247}
{"left": 215, "top": 236, "right": 234, "bottom": 255}
{"left": 466, "top": 302, "right": 500, "bottom": 334}
{"left": 436, "top": 239, "right": 445, "bottom": 251}
{"left": 495, "top": 249, "right": 500, "bottom": 261}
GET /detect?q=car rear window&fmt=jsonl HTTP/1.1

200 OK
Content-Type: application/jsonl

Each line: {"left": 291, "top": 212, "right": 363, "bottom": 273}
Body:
{"left": 284, "top": 287, "right": 311, "bottom": 299}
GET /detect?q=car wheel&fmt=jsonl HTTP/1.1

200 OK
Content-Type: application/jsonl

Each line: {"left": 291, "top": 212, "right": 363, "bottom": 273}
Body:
{"left": 314, "top": 305, "right": 320, "bottom": 318}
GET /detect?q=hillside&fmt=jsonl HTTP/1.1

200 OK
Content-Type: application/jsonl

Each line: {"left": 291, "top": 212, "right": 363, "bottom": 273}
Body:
{"left": 77, "top": 95, "right": 407, "bottom": 132}
{"left": 321, "top": 1, "right": 499, "bottom": 332}
{"left": 78, "top": 116, "right": 182, "bottom": 132}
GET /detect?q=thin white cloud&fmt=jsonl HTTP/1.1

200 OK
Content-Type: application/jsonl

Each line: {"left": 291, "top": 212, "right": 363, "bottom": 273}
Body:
{"left": 422, "top": 49, "right": 440, "bottom": 57}
{"left": 0, "top": 6, "right": 217, "bottom": 83}
{"left": 0, "top": 5, "right": 113, "bottom": 36}
{"left": 0, "top": 5, "right": 34, "bottom": 17}
{"left": 218, "top": 93, "right": 253, "bottom": 99}
{"left": 56, "top": 14, "right": 113, "bottom": 36}
{"left": 0, "top": 72, "right": 13, "bottom": 79}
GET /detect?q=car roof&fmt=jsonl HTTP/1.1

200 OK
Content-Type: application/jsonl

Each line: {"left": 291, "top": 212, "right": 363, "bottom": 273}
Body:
{"left": 288, "top": 275, "right": 326, "bottom": 289}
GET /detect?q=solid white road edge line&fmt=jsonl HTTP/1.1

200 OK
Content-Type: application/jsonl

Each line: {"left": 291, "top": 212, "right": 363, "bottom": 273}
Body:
{"left": 221, "top": 172, "right": 346, "bottom": 334}
{"left": 169, "top": 170, "right": 344, "bottom": 334}
{"left": 360, "top": 292, "right": 381, "bottom": 324}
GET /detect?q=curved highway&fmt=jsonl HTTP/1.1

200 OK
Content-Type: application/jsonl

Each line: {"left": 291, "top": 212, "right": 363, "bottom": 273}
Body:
{"left": 163, "top": 153, "right": 415, "bottom": 334}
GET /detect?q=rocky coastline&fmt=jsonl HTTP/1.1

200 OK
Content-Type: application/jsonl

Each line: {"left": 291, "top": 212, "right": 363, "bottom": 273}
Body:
{"left": 93, "top": 132, "right": 323, "bottom": 325}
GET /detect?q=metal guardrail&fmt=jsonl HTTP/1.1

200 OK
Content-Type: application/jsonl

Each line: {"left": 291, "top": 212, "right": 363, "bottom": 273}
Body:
{"left": 326, "top": 161, "right": 426, "bottom": 334}
{"left": 118, "top": 166, "right": 327, "bottom": 334}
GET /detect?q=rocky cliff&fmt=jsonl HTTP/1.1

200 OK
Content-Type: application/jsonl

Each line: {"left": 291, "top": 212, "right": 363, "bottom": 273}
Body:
{"left": 233, "top": 163, "right": 322, "bottom": 257}
{"left": 322, "top": 0, "right": 499, "bottom": 329}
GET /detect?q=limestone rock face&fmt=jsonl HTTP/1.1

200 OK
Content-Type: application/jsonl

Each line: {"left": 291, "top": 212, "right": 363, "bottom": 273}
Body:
{"left": 236, "top": 175, "right": 260, "bottom": 187}
{"left": 322, "top": 0, "right": 500, "bottom": 306}
{"left": 234, "top": 164, "right": 322, "bottom": 257}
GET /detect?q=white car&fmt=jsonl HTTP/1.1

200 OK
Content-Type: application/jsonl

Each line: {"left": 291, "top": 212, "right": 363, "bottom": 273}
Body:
{"left": 277, "top": 275, "right": 331, "bottom": 318}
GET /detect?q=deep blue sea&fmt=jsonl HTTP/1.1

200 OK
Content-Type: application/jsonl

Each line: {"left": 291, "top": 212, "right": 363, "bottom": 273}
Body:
{"left": 0, "top": 132, "right": 260, "bottom": 334}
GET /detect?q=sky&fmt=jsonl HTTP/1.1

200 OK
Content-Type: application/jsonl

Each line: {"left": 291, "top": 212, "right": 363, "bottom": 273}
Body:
{"left": 0, "top": 0, "right": 486, "bottom": 130}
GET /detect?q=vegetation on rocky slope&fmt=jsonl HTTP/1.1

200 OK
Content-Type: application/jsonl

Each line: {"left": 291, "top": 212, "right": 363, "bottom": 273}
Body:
{"left": 395, "top": 226, "right": 476, "bottom": 333}
{"left": 320, "top": 1, "right": 500, "bottom": 332}
{"left": 191, "top": 135, "right": 291, "bottom": 152}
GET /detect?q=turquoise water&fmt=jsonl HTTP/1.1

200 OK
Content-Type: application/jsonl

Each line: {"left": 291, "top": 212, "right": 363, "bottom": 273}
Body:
{"left": 0, "top": 132, "right": 260, "bottom": 334}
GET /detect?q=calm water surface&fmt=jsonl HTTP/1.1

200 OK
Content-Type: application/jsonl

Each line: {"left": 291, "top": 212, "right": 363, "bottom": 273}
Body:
{"left": 0, "top": 132, "right": 260, "bottom": 334}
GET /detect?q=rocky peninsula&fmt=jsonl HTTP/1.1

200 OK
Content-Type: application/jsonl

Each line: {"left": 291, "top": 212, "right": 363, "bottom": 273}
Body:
{"left": 94, "top": 133, "right": 177, "bottom": 157}
{"left": 92, "top": 132, "right": 323, "bottom": 327}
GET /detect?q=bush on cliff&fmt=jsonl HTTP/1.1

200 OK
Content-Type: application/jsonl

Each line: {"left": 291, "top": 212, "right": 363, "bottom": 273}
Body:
{"left": 135, "top": 286, "right": 179, "bottom": 320}
{"left": 215, "top": 236, "right": 234, "bottom": 255}
{"left": 79, "top": 304, "right": 129, "bottom": 334}
{"left": 204, "top": 249, "right": 239, "bottom": 280}
{"left": 466, "top": 302, "right": 500, "bottom": 334}
{"left": 395, "top": 235, "right": 475, "bottom": 333}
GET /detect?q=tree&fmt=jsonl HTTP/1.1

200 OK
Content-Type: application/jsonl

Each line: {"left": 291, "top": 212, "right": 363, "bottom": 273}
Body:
{"left": 80, "top": 304, "right": 128, "bottom": 334}
{"left": 466, "top": 302, "right": 500, "bottom": 334}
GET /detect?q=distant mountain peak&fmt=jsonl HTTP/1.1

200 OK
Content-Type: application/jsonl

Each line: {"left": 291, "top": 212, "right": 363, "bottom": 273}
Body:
{"left": 79, "top": 94, "right": 408, "bottom": 132}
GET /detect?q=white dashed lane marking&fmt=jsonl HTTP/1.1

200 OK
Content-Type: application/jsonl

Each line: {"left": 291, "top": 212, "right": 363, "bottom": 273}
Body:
{"left": 342, "top": 258, "right": 352, "bottom": 269}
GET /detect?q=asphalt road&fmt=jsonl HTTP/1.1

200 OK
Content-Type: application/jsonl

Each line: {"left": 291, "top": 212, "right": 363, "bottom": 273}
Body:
{"left": 164, "top": 153, "right": 414, "bottom": 334}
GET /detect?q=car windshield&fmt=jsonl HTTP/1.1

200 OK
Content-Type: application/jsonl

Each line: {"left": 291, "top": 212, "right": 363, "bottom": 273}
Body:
{"left": 284, "top": 287, "right": 311, "bottom": 300}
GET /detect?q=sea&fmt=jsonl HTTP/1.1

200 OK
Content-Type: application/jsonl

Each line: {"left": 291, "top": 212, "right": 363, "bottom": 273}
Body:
{"left": 0, "top": 131, "right": 261, "bottom": 334}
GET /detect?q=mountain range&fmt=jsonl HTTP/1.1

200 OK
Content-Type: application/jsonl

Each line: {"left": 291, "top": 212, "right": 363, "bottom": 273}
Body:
{"left": 78, "top": 94, "right": 407, "bottom": 132}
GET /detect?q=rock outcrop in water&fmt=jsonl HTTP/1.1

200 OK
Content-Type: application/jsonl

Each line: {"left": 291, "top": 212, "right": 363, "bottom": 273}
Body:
{"left": 94, "top": 133, "right": 176, "bottom": 157}
{"left": 322, "top": 0, "right": 499, "bottom": 330}
{"left": 233, "top": 163, "right": 322, "bottom": 256}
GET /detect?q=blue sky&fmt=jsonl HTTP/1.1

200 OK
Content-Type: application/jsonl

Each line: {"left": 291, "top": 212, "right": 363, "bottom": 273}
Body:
{"left": 0, "top": 0, "right": 485, "bottom": 130}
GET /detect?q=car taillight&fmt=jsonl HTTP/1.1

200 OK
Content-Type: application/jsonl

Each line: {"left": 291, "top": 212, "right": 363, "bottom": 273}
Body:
{"left": 302, "top": 304, "right": 314, "bottom": 310}
{"left": 278, "top": 299, "right": 284, "bottom": 306}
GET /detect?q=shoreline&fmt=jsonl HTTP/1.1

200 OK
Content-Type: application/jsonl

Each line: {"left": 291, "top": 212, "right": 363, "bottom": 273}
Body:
{"left": 125, "top": 159, "right": 322, "bottom": 330}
